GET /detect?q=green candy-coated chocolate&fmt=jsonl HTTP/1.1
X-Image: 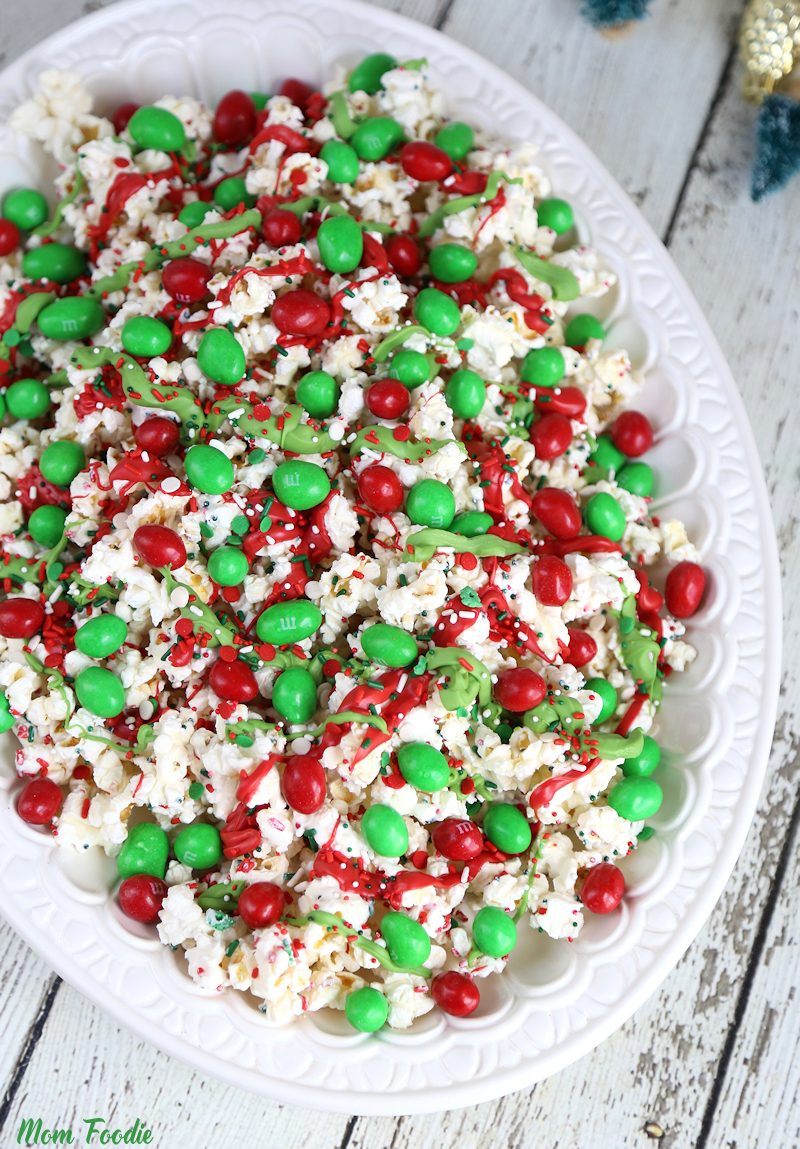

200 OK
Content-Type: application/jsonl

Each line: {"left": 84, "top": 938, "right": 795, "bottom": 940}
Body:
{"left": 361, "top": 804, "right": 409, "bottom": 857}
{"left": 361, "top": 622, "right": 417, "bottom": 668}
{"left": 121, "top": 316, "right": 172, "bottom": 358}
{"left": 213, "top": 177, "right": 255, "bottom": 211}
{"left": 272, "top": 667, "right": 317, "bottom": 724}
{"left": 589, "top": 435, "right": 625, "bottom": 472}
{"left": 117, "top": 821, "right": 169, "bottom": 879}
{"left": 397, "top": 742, "right": 449, "bottom": 792}
{"left": 473, "top": 905, "right": 517, "bottom": 957}
{"left": 565, "top": 313, "right": 606, "bottom": 347}
{"left": 621, "top": 734, "right": 661, "bottom": 778}
{"left": 345, "top": 985, "right": 388, "bottom": 1032}
{"left": 617, "top": 462, "right": 654, "bottom": 498}
{"left": 450, "top": 510, "right": 493, "bottom": 537}
{"left": 380, "top": 911, "right": 431, "bottom": 968}
{"left": 445, "top": 368, "right": 485, "bottom": 419}
{"left": 429, "top": 243, "right": 477, "bottom": 284}
{"left": 0, "top": 692, "right": 15, "bottom": 733}
{"left": 320, "top": 139, "right": 360, "bottom": 184}
{"left": 75, "top": 614, "right": 128, "bottom": 659}
{"left": 178, "top": 201, "right": 211, "bottom": 228}
{"left": 184, "top": 444, "right": 235, "bottom": 495}
{"left": 272, "top": 460, "right": 331, "bottom": 511}
{"left": 413, "top": 287, "right": 460, "bottom": 336}
{"left": 39, "top": 440, "right": 85, "bottom": 487}
{"left": 197, "top": 327, "right": 245, "bottom": 385}
{"left": 22, "top": 243, "right": 87, "bottom": 284}
{"left": 128, "top": 105, "right": 186, "bottom": 152}
{"left": 537, "top": 198, "right": 574, "bottom": 235}
{"left": 3, "top": 188, "right": 49, "bottom": 230}
{"left": 173, "top": 822, "right": 222, "bottom": 869}
{"left": 75, "top": 666, "right": 125, "bottom": 718}
{"left": 585, "top": 677, "right": 618, "bottom": 725}
{"left": 207, "top": 546, "right": 249, "bottom": 586}
{"left": 520, "top": 346, "right": 565, "bottom": 387}
{"left": 348, "top": 52, "right": 398, "bottom": 95}
{"left": 5, "top": 379, "right": 51, "bottom": 420}
{"left": 388, "top": 349, "right": 430, "bottom": 387}
{"left": 434, "top": 121, "right": 474, "bottom": 162}
{"left": 584, "top": 491, "right": 626, "bottom": 541}
{"left": 256, "top": 600, "right": 322, "bottom": 645}
{"left": 406, "top": 478, "right": 455, "bottom": 529}
{"left": 27, "top": 504, "right": 67, "bottom": 548}
{"left": 295, "top": 370, "right": 339, "bottom": 418}
{"left": 37, "top": 296, "right": 105, "bottom": 341}
{"left": 608, "top": 776, "right": 663, "bottom": 821}
{"left": 317, "top": 214, "right": 364, "bottom": 273}
{"left": 351, "top": 116, "right": 404, "bottom": 161}
{"left": 483, "top": 803, "right": 532, "bottom": 855}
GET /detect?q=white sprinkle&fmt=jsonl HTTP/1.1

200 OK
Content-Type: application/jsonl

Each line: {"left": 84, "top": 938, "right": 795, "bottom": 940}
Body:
{"left": 161, "top": 477, "right": 182, "bottom": 493}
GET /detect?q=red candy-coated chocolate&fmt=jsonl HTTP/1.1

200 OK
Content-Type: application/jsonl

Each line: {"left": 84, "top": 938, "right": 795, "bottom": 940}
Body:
{"left": 611, "top": 410, "right": 653, "bottom": 458}
{"left": 213, "top": 89, "right": 257, "bottom": 146}
{"left": 134, "top": 416, "right": 181, "bottom": 455}
{"left": 385, "top": 233, "right": 422, "bottom": 278}
{"left": 0, "top": 218, "right": 21, "bottom": 257}
{"left": 0, "top": 598, "right": 45, "bottom": 639}
{"left": 399, "top": 141, "right": 452, "bottom": 182}
{"left": 162, "top": 258, "right": 212, "bottom": 304}
{"left": 366, "top": 379, "right": 409, "bottom": 420}
{"left": 278, "top": 78, "right": 316, "bottom": 110}
{"left": 531, "top": 487, "right": 581, "bottom": 539}
{"left": 563, "top": 627, "right": 597, "bottom": 668}
{"left": 133, "top": 524, "right": 187, "bottom": 569}
{"left": 357, "top": 464, "right": 404, "bottom": 513}
{"left": 534, "top": 385, "right": 586, "bottom": 420}
{"left": 431, "top": 971, "right": 480, "bottom": 1017}
{"left": 112, "top": 102, "right": 139, "bottom": 135}
{"left": 581, "top": 862, "right": 625, "bottom": 914}
{"left": 118, "top": 874, "right": 168, "bottom": 923}
{"left": 281, "top": 755, "right": 326, "bottom": 814}
{"left": 494, "top": 667, "right": 546, "bottom": 712}
{"left": 665, "top": 561, "right": 706, "bottom": 619}
{"left": 529, "top": 412, "right": 573, "bottom": 460}
{"left": 17, "top": 777, "right": 62, "bottom": 824}
{"left": 445, "top": 171, "right": 487, "bottom": 195}
{"left": 271, "top": 289, "right": 331, "bottom": 336}
{"left": 533, "top": 555, "right": 573, "bottom": 606}
{"left": 238, "top": 881, "right": 286, "bottom": 929}
{"left": 262, "top": 208, "right": 302, "bottom": 247}
{"left": 209, "top": 657, "right": 259, "bottom": 703}
{"left": 431, "top": 817, "right": 484, "bottom": 861}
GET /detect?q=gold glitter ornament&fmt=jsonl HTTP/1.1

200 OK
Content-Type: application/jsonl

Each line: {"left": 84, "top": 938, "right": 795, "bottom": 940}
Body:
{"left": 739, "top": 0, "right": 800, "bottom": 103}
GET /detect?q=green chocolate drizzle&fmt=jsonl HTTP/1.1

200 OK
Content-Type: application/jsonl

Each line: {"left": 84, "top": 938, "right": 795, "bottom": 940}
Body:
{"left": 512, "top": 245, "right": 580, "bottom": 302}
{"left": 404, "top": 529, "right": 524, "bottom": 562}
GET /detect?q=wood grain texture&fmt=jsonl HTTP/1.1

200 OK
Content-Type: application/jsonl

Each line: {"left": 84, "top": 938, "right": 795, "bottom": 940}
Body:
{"left": 0, "top": 0, "right": 798, "bottom": 1146}
{"left": 441, "top": 0, "right": 741, "bottom": 238}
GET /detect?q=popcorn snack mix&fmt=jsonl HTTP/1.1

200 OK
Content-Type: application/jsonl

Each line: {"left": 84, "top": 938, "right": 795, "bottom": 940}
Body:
{"left": 0, "top": 56, "right": 705, "bottom": 1032}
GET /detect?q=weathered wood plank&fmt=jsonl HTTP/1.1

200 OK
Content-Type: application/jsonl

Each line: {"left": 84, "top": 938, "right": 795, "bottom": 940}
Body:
{"left": 0, "top": 922, "right": 59, "bottom": 1091}
{"left": 0, "top": 977, "right": 352, "bottom": 1145}
{"left": 441, "top": 0, "right": 741, "bottom": 238}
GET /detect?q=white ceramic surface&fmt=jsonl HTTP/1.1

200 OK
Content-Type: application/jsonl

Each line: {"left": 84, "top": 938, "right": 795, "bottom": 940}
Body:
{"left": 0, "top": 0, "right": 781, "bottom": 1115}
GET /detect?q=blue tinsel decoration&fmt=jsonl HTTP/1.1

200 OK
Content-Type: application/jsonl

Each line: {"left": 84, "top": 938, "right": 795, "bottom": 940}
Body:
{"left": 752, "top": 94, "right": 800, "bottom": 201}
{"left": 581, "top": 0, "right": 653, "bottom": 27}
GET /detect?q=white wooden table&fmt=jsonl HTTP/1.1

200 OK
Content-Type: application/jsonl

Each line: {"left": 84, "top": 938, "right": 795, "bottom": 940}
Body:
{"left": 1, "top": 1, "right": 797, "bottom": 1143}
